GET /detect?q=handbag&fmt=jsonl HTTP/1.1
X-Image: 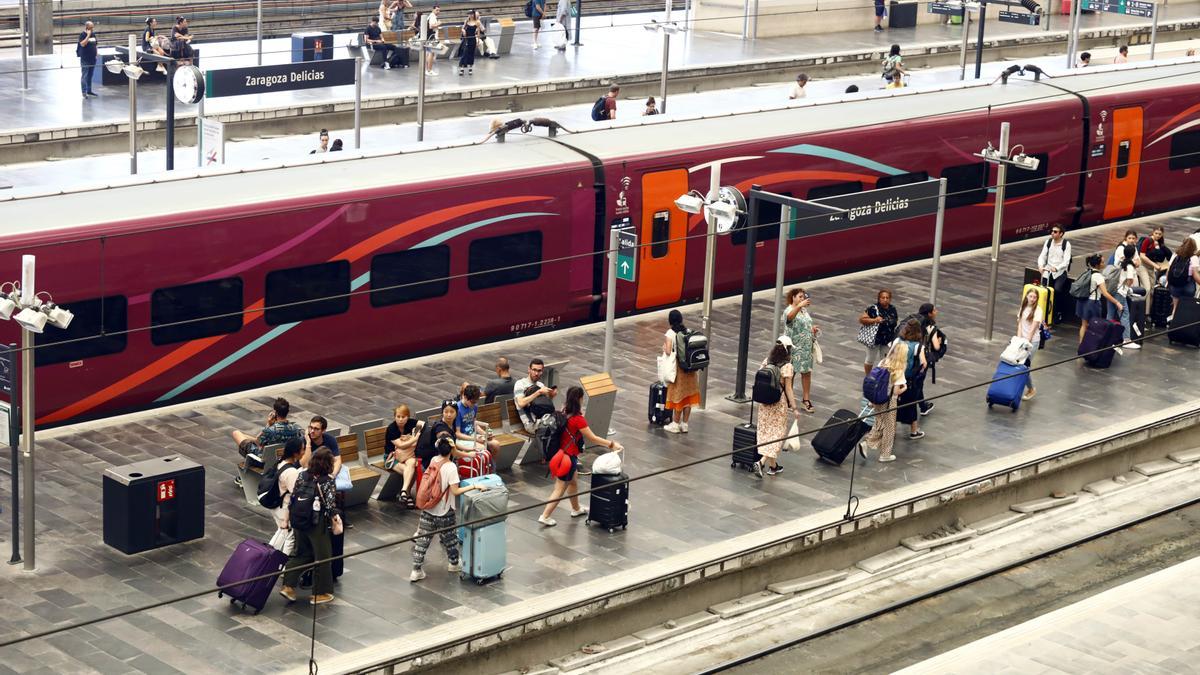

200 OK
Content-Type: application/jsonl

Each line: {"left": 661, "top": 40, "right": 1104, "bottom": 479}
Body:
{"left": 1039, "top": 325, "right": 1052, "bottom": 349}
{"left": 330, "top": 514, "right": 344, "bottom": 536}
{"left": 813, "top": 338, "right": 823, "bottom": 365}
{"left": 782, "top": 420, "right": 802, "bottom": 453}
{"left": 656, "top": 352, "right": 677, "bottom": 385}
{"left": 856, "top": 305, "right": 880, "bottom": 347}
{"left": 1000, "top": 336, "right": 1033, "bottom": 366}
{"left": 269, "top": 527, "right": 295, "bottom": 556}
{"left": 334, "top": 464, "right": 352, "bottom": 491}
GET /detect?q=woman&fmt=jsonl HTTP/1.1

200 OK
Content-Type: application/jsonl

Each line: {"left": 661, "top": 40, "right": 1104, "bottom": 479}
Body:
{"left": 1141, "top": 226, "right": 1171, "bottom": 306}
{"left": 1076, "top": 254, "right": 1123, "bottom": 345}
{"left": 859, "top": 289, "right": 899, "bottom": 375}
{"left": 1016, "top": 288, "right": 1045, "bottom": 401}
{"left": 1114, "top": 244, "right": 1141, "bottom": 348}
{"left": 171, "top": 16, "right": 194, "bottom": 65}
{"left": 916, "top": 303, "right": 943, "bottom": 416}
{"left": 416, "top": 401, "right": 473, "bottom": 469}
{"left": 782, "top": 287, "right": 820, "bottom": 414}
{"left": 894, "top": 319, "right": 929, "bottom": 438}
{"left": 662, "top": 310, "right": 700, "bottom": 434}
{"left": 390, "top": 0, "right": 412, "bottom": 31}
{"left": 859, "top": 341, "right": 908, "bottom": 463}
{"left": 1168, "top": 237, "right": 1200, "bottom": 319}
{"left": 882, "top": 44, "right": 907, "bottom": 87}
{"left": 1115, "top": 230, "right": 1153, "bottom": 304}
{"left": 279, "top": 447, "right": 341, "bottom": 605}
{"left": 385, "top": 404, "right": 422, "bottom": 507}
{"left": 269, "top": 437, "right": 305, "bottom": 553}
{"left": 538, "top": 386, "right": 623, "bottom": 526}
{"left": 141, "top": 18, "right": 157, "bottom": 59}
{"left": 554, "top": 0, "right": 572, "bottom": 48}
{"left": 752, "top": 338, "right": 797, "bottom": 478}
{"left": 410, "top": 435, "right": 488, "bottom": 582}
{"left": 643, "top": 96, "right": 659, "bottom": 116}
{"left": 458, "top": 10, "right": 480, "bottom": 76}
{"left": 378, "top": 0, "right": 394, "bottom": 32}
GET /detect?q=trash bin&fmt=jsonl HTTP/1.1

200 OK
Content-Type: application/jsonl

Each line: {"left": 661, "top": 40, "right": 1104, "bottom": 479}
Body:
{"left": 291, "top": 32, "right": 334, "bottom": 62}
{"left": 889, "top": 1, "right": 918, "bottom": 28}
{"left": 103, "top": 456, "right": 205, "bottom": 554}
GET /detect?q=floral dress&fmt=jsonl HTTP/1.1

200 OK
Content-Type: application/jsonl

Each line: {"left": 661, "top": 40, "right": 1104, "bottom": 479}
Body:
{"left": 756, "top": 361, "right": 794, "bottom": 460}
{"left": 783, "top": 309, "right": 815, "bottom": 374}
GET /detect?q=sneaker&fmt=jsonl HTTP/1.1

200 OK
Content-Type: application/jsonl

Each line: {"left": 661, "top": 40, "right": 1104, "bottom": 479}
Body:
{"left": 1126, "top": 342, "right": 1141, "bottom": 350}
{"left": 874, "top": 25, "right": 884, "bottom": 32}
{"left": 457, "top": 68, "right": 463, "bottom": 76}
{"left": 751, "top": 460, "right": 764, "bottom": 478}
{"left": 767, "top": 464, "right": 783, "bottom": 476}
{"left": 233, "top": 475, "right": 243, "bottom": 488}
{"left": 857, "top": 444, "right": 868, "bottom": 460}
{"left": 664, "top": 422, "right": 681, "bottom": 434}
{"left": 1022, "top": 389, "right": 1036, "bottom": 401}
{"left": 384, "top": 62, "right": 391, "bottom": 70}
{"left": 87, "top": 92, "right": 98, "bottom": 97}
{"left": 278, "top": 586, "right": 297, "bottom": 602}
{"left": 570, "top": 507, "right": 588, "bottom": 518}
{"left": 409, "top": 569, "right": 426, "bottom": 582}
{"left": 447, "top": 561, "right": 462, "bottom": 573}
{"left": 919, "top": 402, "right": 935, "bottom": 416}
{"left": 310, "top": 594, "right": 334, "bottom": 605}
{"left": 878, "top": 454, "right": 896, "bottom": 463}
{"left": 538, "top": 515, "right": 557, "bottom": 527}
{"left": 468, "top": 68, "right": 473, "bottom": 75}
{"left": 909, "top": 431, "right": 926, "bottom": 440}
{"left": 533, "top": 42, "right": 540, "bottom": 49}
{"left": 679, "top": 422, "right": 689, "bottom": 433}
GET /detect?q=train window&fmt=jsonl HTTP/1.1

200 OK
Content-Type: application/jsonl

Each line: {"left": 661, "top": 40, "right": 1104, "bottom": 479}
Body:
{"left": 150, "top": 278, "right": 244, "bottom": 346}
{"left": 1169, "top": 131, "right": 1200, "bottom": 170}
{"left": 876, "top": 171, "right": 929, "bottom": 189}
{"left": 370, "top": 246, "right": 450, "bottom": 307}
{"left": 806, "top": 182, "right": 863, "bottom": 201}
{"left": 468, "top": 231, "right": 542, "bottom": 290}
{"left": 1005, "top": 153, "right": 1049, "bottom": 199}
{"left": 651, "top": 210, "right": 672, "bottom": 258}
{"left": 940, "top": 163, "right": 987, "bottom": 208}
{"left": 1116, "top": 141, "right": 1131, "bottom": 179}
{"left": 732, "top": 192, "right": 789, "bottom": 246}
{"left": 264, "top": 261, "right": 351, "bottom": 325}
{"left": 35, "top": 296, "right": 127, "bottom": 366}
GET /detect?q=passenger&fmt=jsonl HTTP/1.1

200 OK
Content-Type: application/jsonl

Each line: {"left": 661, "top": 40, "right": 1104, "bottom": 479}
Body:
{"left": 1078, "top": 51, "right": 1091, "bottom": 68}
{"left": 600, "top": 84, "right": 620, "bottom": 121}
{"left": 310, "top": 129, "right": 330, "bottom": 154}
{"left": 302, "top": 415, "right": 341, "bottom": 475}
{"left": 513, "top": 358, "right": 557, "bottom": 434}
{"left": 782, "top": 287, "right": 820, "bottom": 414}
{"left": 409, "top": 435, "right": 488, "bottom": 582}
{"left": 377, "top": 0, "right": 393, "bottom": 29}
{"left": 859, "top": 289, "right": 899, "bottom": 376}
{"left": 171, "top": 16, "right": 194, "bottom": 65}
{"left": 141, "top": 18, "right": 158, "bottom": 61}
{"left": 751, "top": 337, "right": 797, "bottom": 478}
{"left": 1166, "top": 238, "right": 1200, "bottom": 321}
{"left": 270, "top": 437, "right": 305, "bottom": 548}
{"left": 455, "top": 385, "right": 501, "bottom": 455}
{"left": 1109, "top": 244, "right": 1140, "bottom": 348}
{"left": 483, "top": 357, "right": 515, "bottom": 403}
{"left": 789, "top": 72, "right": 809, "bottom": 100}
{"left": 1076, "top": 254, "right": 1122, "bottom": 345}
{"left": 1016, "top": 288, "right": 1045, "bottom": 401}
{"left": 894, "top": 319, "right": 929, "bottom": 438}
{"left": 366, "top": 16, "right": 401, "bottom": 70}
{"left": 882, "top": 44, "right": 907, "bottom": 87}
{"left": 77, "top": 21, "right": 99, "bottom": 99}
{"left": 1114, "top": 45, "right": 1129, "bottom": 64}
{"left": 859, "top": 341, "right": 908, "bottom": 464}
{"left": 385, "top": 404, "right": 422, "bottom": 507}
{"left": 643, "top": 96, "right": 659, "bottom": 116}
{"left": 663, "top": 310, "right": 700, "bottom": 434}
{"left": 150, "top": 35, "right": 171, "bottom": 73}
{"left": 531, "top": 0, "right": 546, "bottom": 49}
{"left": 457, "top": 10, "right": 479, "bottom": 76}
{"left": 916, "top": 303, "right": 943, "bottom": 415}
{"left": 1036, "top": 225, "right": 1072, "bottom": 324}
{"left": 1140, "top": 226, "right": 1171, "bottom": 293}
{"left": 554, "top": 0, "right": 572, "bottom": 50}
{"left": 415, "top": 7, "right": 441, "bottom": 76}
{"left": 231, "top": 396, "right": 304, "bottom": 486}
{"left": 873, "top": 0, "right": 885, "bottom": 32}
{"left": 279, "top": 447, "right": 341, "bottom": 606}
{"left": 416, "top": 401, "right": 473, "bottom": 469}
{"left": 1114, "top": 229, "right": 1152, "bottom": 302}
{"left": 538, "top": 386, "right": 622, "bottom": 526}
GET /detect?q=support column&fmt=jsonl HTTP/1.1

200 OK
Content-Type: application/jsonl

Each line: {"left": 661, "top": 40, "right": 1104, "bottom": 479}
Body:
{"left": 30, "top": 0, "right": 52, "bottom": 54}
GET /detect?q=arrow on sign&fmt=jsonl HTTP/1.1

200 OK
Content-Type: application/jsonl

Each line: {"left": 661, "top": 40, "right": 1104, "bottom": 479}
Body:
{"left": 620, "top": 261, "right": 630, "bottom": 274}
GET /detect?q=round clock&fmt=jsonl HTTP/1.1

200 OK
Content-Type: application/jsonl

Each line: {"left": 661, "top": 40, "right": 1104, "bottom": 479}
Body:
{"left": 173, "top": 65, "right": 205, "bottom": 104}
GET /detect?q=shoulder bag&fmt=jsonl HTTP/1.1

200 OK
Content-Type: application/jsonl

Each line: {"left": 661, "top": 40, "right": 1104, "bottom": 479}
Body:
{"left": 856, "top": 305, "right": 880, "bottom": 347}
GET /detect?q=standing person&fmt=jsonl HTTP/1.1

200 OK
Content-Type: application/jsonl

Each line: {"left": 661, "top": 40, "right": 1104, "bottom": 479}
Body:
{"left": 1140, "top": 226, "right": 1172, "bottom": 293}
{"left": 873, "top": 0, "right": 886, "bottom": 31}
{"left": 531, "top": 0, "right": 547, "bottom": 49}
{"left": 458, "top": 10, "right": 480, "bottom": 75}
{"left": 278, "top": 448, "right": 341, "bottom": 605}
{"left": 894, "top": 319, "right": 929, "bottom": 439}
{"left": 916, "top": 303, "right": 943, "bottom": 415}
{"left": 409, "top": 436, "right": 488, "bottom": 582}
{"left": 662, "top": 310, "right": 700, "bottom": 434}
{"left": 882, "top": 44, "right": 906, "bottom": 87}
{"left": 391, "top": 0, "right": 412, "bottom": 31}
{"left": 859, "top": 341, "right": 908, "bottom": 463}
{"left": 1036, "top": 225, "right": 1072, "bottom": 323}
{"left": 788, "top": 73, "right": 809, "bottom": 100}
{"left": 1016, "top": 288, "right": 1045, "bottom": 400}
{"left": 1114, "top": 44, "right": 1129, "bottom": 63}
{"left": 1076, "top": 254, "right": 1122, "bottom": 345}
{"left": 1166, "top": 238, "right": 1200, "bottom": 320}
{"left": 385, "top": 404, "right": 422, "bottom": 508}
{"left": 642, "top": 96, "right": 659, "bottom": 116}
{"left": 782, "top": 287, "right": 820, "bottom": 414}
{"left": 1078, "top": 51, "right": 1091, "bottom": 67}
{"left": 1109, "top": 244, "right": 1140, "bottom": 348}
{"left": 601, "top": 84, "right": 619, "bottom": 121}
{"left": 77, "top": 21, "right": 99, "bottom": 99}
{"left": 1114, "top": 230, "right": 1150, "bottom": 296}
{"left": 751, "top": 338, "right": 797, "bottom": 478}
{"left": 859, "top": 289, "right": 899, "bottom": 375}
{"left": 270, "top": 437, "right": 305, "bottom": 546}
{"left": 483, "top": 357, "right": 515, "bottom": 403}
{"left": 416, "top": 7, "right": 441, "bottom": 76}
{"left": 538, "top": 386, "right": 622, "bottom": 526}
{"left": 554, "top": 0, "right": 572, "bottom": 50}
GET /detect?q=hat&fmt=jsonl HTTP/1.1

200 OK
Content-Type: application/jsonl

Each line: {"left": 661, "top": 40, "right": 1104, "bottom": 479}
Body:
{"left": 776, "top": 335, "right": 794, "bottom": 349}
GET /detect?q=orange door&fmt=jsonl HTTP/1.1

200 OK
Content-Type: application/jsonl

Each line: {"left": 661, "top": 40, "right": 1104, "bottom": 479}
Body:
{"left": 1103, "top": 107, "right": 1144, "bottom": 220}
{"left": 636, "top": 169, "right": 689, "bottom": 309}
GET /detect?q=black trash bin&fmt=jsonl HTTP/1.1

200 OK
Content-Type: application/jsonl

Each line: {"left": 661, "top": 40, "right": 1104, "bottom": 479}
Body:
{"left": 889, "top": 1, "right": 918, "bottom": 28}
{"left": 103, "top": 456, "right": 205, "bottom": 554}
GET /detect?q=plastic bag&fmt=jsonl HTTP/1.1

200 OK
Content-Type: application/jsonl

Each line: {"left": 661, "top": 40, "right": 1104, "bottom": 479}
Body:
{"left": 657, "top": 352, "right": 677, "bottom": 385}
{"left": 592, "top": 450, "right": 623, "bottom": 475}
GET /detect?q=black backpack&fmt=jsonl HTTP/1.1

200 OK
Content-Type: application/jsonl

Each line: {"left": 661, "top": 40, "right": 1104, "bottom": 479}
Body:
{"left": 537, "top": 411, "right": 572, "bottom": 463}
{"left": 525, "top": 0, "right": 534, "bottom": 16}
{"left": 751, "top": 364, "right": 783, "bottom": 405}
{"left": 256, "top": 461, "right": 296, "bottom": 509}
{"left": 591, "top": 96, "right": 608, "bottom": 121}
{"left": 1168, "top": 255, "right": 1191, "bottom": 287}
{"left": 674, "top": 329, "right": 710, "bottom": 372}
{"left": 288, "top": 471, "right": 320, "bottom": 532}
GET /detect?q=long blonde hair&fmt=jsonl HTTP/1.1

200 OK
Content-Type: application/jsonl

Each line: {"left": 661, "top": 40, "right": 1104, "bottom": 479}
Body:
{"left": 884, "top": 341, "right": 908, "bottom": 379}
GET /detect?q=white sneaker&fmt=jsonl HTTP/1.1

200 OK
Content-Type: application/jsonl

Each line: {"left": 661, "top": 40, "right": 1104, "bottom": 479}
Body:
{"left": 1126, "top": 342, "right": 1141, "bottom": 350}
{"left": 680, "top": 423, "right": 689, "bottom": 433}
{"left": 538, "top": 515, "right": 557, "bottom": 527}
{"left": 409, "top": 569, "right": 426, "bottom": 582}
{"left": 570, "top": 507, "right": 588, "bottom": 518}
{"left": 383, "top": 62, "right": 391, "bottom": 70}
{"left": 447, "top": 561, "right": 461, "bottom": 573}
{"left": 664, "top": 422, "right": 681, "bottom": 434}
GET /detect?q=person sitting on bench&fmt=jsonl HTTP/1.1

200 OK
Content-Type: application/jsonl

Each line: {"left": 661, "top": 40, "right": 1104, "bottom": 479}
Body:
{"left": 366, "top": 16, "right": 401, "bottom": 69}
{"left": 231, "top": 397, "right": 305, "bottom": 486}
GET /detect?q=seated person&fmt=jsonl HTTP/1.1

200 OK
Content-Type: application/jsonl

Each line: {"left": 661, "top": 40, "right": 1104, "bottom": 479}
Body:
{"left": 385, "top": 404, "right": 423, "bottom": 507}
{"left": 415, "top": 401, "right": 474, "bottom": 469}
{"left": 483, "top": 357, "right": 514, "bottom": 403}
{"left": 455, "top": 385, "right": 501, "bottom": 456}
{"left": 301, "top": 415, "right": 341, "bottom": 478}
{"left": 365, "top": 16, "right": 401, "bottom": 69}
{"left": 230, "top": 397, "right": 304, "bottom": 485}
{"left": 171, "top": 16, "right": 194, "bottom": 66}
{"left": 512, "top": 358, "right": 557, "bottom": 434}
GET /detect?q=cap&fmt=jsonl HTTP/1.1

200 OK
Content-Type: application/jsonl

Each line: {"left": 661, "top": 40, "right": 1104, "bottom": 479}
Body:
{"left": 776, "top": 335, "right": 794, "bottom": 349}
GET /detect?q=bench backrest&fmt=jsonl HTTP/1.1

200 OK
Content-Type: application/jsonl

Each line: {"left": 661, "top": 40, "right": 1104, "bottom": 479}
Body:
{"left": 401, "top": 28, "right": 415, "bottom": 41}
{"left": 446, "top": 25, "right": 462, "bottom": 40}
{"left": 382, "top": 30, "right": 398, "bottom": 43}
{"left": 505, "top": 399, "right": 523, "bottom": 428}
{"left": 364, "top": 426, "right": 388, "bottom": 460}
{"left": 477, "top": 402, "right": 504, "bottom": 430}
{"left": 337, "top": 434, "right": 360, "bottom": 464}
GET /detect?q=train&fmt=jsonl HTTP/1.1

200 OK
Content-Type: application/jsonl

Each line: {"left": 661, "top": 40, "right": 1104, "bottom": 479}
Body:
{"left": 0, "top": 59, "right": 1197, "bottom": 425}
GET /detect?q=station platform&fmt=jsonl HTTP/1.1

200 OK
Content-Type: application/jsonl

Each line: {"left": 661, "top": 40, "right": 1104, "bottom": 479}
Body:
{"left": 0, "top": 208, "right": 1198, "bottom": 672}
{"left": 3, "top": 3, "right": 1199, "bottom": 163}
{"left": 899, "top": 554, "right": 1200, "bottom": 673}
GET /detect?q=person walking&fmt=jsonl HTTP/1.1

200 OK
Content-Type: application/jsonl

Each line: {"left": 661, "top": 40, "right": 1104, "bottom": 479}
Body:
{"left": 859, "top": 341, "right": 908, "bottom": 463}
{"left": 752, "top": 337, "right": 797, "bottom": 478}
{"left": 457, "top": 10, "right": 480, "bottom": 75}
{"left": 894, "top": 319, "right": 929, "bottom": 439}
{"left": 538, "top": 386, "right": 622, "bottom": 526}
{"left": 782, "top": 287, "right": 819, "bottom": 414}
{"left": 916, "top": 303, "right": 944, "bottom": 416}
{"left": 279, "top": 447, "right": 341, "bottom": 605}
{"left": 531, "top": 0, "right": 547, "bottom": 49}
{"left": 663, "top": 310, "right": 700, "bottom": 434}
{"left": 409, "top": 435, "right": 488, "bottom": 581}
{"left": 1016, "top": 287, "right": 1045, "bottom": 401}
{"left": 859, "top": 289, "right": 899, "bottom": 375}
{"left": 1036, "top": 225, "right": 1072, "bottom": 323}
{"left": 554, "top": 0, "right": 572, "bottom": 50}
{"left": 77, "top": 21, "right": 99, "bottom": 99}
{"left": 882, "top": 44, "right": 907, "bottom": 88}
{"left": 873, "top": 0, "right": 886, "bottom": 31}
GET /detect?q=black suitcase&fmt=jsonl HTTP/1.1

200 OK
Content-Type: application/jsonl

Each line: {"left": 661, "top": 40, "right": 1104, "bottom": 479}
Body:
{"left": 331, "top": 530, "right": 344, "bottom": 580}
{"left": 731, "top": 423, "right": 760, "bottom": 471}
{"left": 1079, "top": 318, "right": 1123, "bottom": 368}
{"left": 1151, "top": 287, "right": 1172, "bottom": 328}
{"left": 1129, "top": 299, "right": 1146, "bottom": 345}
{"left": 587, "top": 472, "right": 629, "bottom": 532}
{"left": 648, "top": 382, "right": 670, "bottom": 426}
{"left": 1168, "top": 298, "right": 1200, "bottom": 347}
{"left": 811, "top": 408, "right": 867, "bottom": 465}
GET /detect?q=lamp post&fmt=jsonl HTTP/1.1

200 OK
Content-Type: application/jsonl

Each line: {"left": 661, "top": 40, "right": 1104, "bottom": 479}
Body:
{"left": 644, "top": 19, "right": 680, "bottom": 114}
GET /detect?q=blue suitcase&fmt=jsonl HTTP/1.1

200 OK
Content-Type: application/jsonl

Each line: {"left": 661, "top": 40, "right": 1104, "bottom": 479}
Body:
{"left": 458, "top": 474, "right": 507, "bottom": 584}
{"left": 986, "top": 362, "right": 1029, "bottom": 412}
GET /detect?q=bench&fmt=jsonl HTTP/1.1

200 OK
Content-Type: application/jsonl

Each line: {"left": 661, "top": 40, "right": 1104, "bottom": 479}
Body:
{"left": 238, "top": 442, "right": 284, "bottom": 507}
{"left": 506, "top": 399, "right": 545, "bottom": 466}
{"left": 336, "top": 433, "right": 381, "bottom": 507}
{"left": 477, "top": 402, "right": 525, "bottom": 472}
{"left": 543, "top": 359, "right": 569, "bottom": 389}
{"left": 354, "top": 418, "right": 413, "bottom": 502}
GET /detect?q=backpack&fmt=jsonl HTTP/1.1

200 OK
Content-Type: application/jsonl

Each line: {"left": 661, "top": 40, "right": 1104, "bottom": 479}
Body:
{"left": 674, "top": 329, "right": 710, "bottom": 372}
{"left": 288, "top": 471, "right": 320, "bottom": 531}
{"left": 1101, "top": 264, "right": 1121, "bottom": 296}
{"left": 414, "top": 457, "right": 450, "bottom": 510}
{"left": 537, "top": 411, "right": 572, "bottom": 463}
{"left": 524, "top": 0, "right": 534, "bottom": 17}
{"left": 591, "top": 96, "right": 608, "bottom": 121}
{"left": 1167, "top": 255, "right": 1191, "bottom": 287}
{"left": 256, "top": 461, "right": 295, "bottom": 509}
{"left": 1069, "top": 268, "right": 1093, "bottom": 299}
{"left": 863, "top": 365, "right": 893, "bottom": 405}
{"left": 751, "top": 364, "right": 783, "bottom": 405}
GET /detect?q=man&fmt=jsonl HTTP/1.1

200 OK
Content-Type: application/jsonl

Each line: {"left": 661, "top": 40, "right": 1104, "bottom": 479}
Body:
{"left": 1078, "top": 52, "right": 1091, "bottom": 68}
{"left": 301, "top": 415, "right": 341, "bottom": 477}
{"left": 512, "top": 358, "right": 557, "bottom": 434}
{"left": 789, "top": 73, "right": 809, "bottom": 100}
{"left": 310, "top": 129, "right": 330, "bottom": 154}
{"left": 231, "top": 397, "right": 305, "bottom": 486}
{"left": 78, "top": 21, "right": 99, "bottom": 99}
{"left": 1036, "top": 225, "right": 1072, "bottom": 324}
{"left": 531, "top": 0, "right": 546, "bottom": 49}
{"left": 602, "top": 84, "right": 619, "bottom": 121}
{"left": 483, "top": 357, "right": 515, "bottom": 404}
{"left": 365, "top": 16, "right": 400, "bottom": 69}
{"left": 873, "top": 0, "right": 885, "bottom": 32}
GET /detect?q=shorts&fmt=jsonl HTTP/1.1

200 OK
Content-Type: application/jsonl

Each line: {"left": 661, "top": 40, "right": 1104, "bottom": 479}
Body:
{"left": 238, "top": 439, "right": 264, "bottom": 467}
{"left": 533, "top": 16, "right": 542, "bottom": 29}
{"left": 864, "top": 343, "right": 888, "bottom": 366}
{"left": 874, "top": 3, "right": 886, "bottom": 17}
{"left": 1076, "top": 298, "right": 1103, "bottom": 320}
{"left": 1169, "top": 281, "right": 1196, "bottom": 300}
{"left": 558, "top": 453, "right": 578, "bottom": 482}
{"left": 455, "top": 438, "right": 477, "bottom": 451}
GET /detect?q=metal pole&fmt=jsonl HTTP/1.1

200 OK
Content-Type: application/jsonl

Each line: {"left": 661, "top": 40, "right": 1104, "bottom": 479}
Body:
{"left": 417, "top": 15, "right": 428, "bottom": 142}
{"left": 974, "top": 1, "right": 987, "bottom": 79}
{"left": 930, "top": 178, "right": 948, "bottom": 304}
{"left": 197, "top": 97, "right": 204, "bottom": 168}
{"left": 354, "top": 56, "right": 363, "bottom": 150}
{"left": 20, "top": 255, "right": 35, "bottom": 571}
{"left": 741, "top": 0, "right": 750, "bottom": 39}
{"left": 7, "top": 344, "right": 20, "bottom": 566}
{"left": 751, "top": 0, "right": 759, "bottom": 38}
{"left": 166, "top": 60, "right": 176, "bottom": 171}
{"left": 573, "top": 0, "right": 583, "bottom": 46}
{"left": 727, "top": 186, "right": 760, "bottom": 403}
{"left": 18, "top": 0, "right": 29, "bottom": 90}
{"left": 128, "top": 35, "right": 138, "bottom": 175}
{"left": 257, "top": 0, "right": 264, "bottom": 65}
{"left": 659, "top": 32, "right": 669, "bottom": 114}
{"left": 698, "top": 165, "right": 720, "bottom": 410}
{"left": 770, "top": 206, "right": 789, "bottom": 341}
{"left": 603, "top": 229, "right": 618, "bottom": 375}
{"left": 1149, "top": 5, "right": 1158, "bottom": 60}
{"left": 1066, "top": 0, "right": 1082, "bottom": 68}
{"left": 983, "top": 122, "right": 1011, "bottom": 342}
{"left": 959, "top": 10, "right": 970, "bottom": 81}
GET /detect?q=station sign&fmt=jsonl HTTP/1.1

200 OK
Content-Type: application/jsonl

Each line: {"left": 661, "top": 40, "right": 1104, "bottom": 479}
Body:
{"left": 1081, "top": 0, "right": 1154, "bottom": 16}
{"left": 204, "top": 59, "right": 357, "bottom": 98}
{"left": 792, "top": 180, "right": 942, "bottom": 239}
{"left": 998, "top": 10, "right": 1041, "bottom": 24}
{"left": 927, "top": 2, "right": 965, "bottom": 16}
{"left": 612, "top": 218, "right": 638, "bottom": 282}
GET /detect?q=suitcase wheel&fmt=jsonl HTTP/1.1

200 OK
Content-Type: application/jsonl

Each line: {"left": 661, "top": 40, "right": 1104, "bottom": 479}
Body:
{"left": 987, "top": 403, "right": 993, "bottom": 409}
{"left": 1010, "top": 404, "right": 1018, "bottom": 413}
{"left": 217, "top": 591, "right": 224, "bottom": 599}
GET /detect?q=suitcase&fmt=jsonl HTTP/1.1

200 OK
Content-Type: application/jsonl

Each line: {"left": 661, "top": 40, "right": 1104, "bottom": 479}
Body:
{"left": 1168, "top": 298, "right": 1200, "bottom": 347}
{"left": 1129, "top": 299, "right": 1146, "bottom": 345}
{"left": 1151, "top": 287, "right": 1173, "bottom": 328}
{"left": 1023, "top": 267, "right": 1044, "bottom": 286}
{"left": 811, "top": 408, "right": 867, "bottom": 465}
{"left": 648, "top": 382, "right": 671, "bottom": 426}
{"left": 457, "top": 447, "right": 494, "bottom": 480}
{"left": 217, "top": 539, "right": 288, "bottom": 614}
{"left": 1022, "top": 282, "right": 1054, "bottom": 327}
{"left": 395, "top": 44, "right": 410, "bottom": 67}
{"left": 458, "top": 474, "right": 507, "bottom": 584}
{"left": 587, "top": 472, "right": 629, "bottom": 532}
{"left": 731, "top": 423, "right": 760, "bottom": 471}
{"left": 331, "top": 530, "right": 344, "bottom": 581}
{"left": 986, "top": 362, "right": 1030, "bottom": 412}
{"left": 1079, "top": 318, "right": 1124, "bottom": 367}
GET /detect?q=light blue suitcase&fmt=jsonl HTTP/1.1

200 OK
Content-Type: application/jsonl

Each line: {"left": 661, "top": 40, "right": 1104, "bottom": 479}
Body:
{"left": 458, "top": 474, "right": 507, "bottom": 584}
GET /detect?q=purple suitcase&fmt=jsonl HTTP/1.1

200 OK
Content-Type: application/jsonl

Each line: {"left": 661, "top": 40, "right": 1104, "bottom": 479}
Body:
{"left": 1079, "top": 318, "right": 1123, "bottom": 368}
{"left": 217, "top": 539, "right": 288, "bottom": 614}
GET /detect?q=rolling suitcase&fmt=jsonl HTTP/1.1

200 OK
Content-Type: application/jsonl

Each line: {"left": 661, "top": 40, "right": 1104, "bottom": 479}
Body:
{"left": 1129, "top": 299, "right": 1146, "bottom": 345}
{"left": 986, "top": 361, "right": 1030, "bottom": 412}
{"left": 1150, "top": 287, "right": 1172, "bottom": 328}
{"left": 1079, "top": 318, "right": 1123, "bottom": 367}
{"left": 1022, "top": 282, "right": 1054, "bottom": 327}
{"left": 458, "top": 474, "right": 507, "bottom": 584}
{"left": 217, "top": 539, "right": 288, "bottom": 614}
{"left": 811, "top": 408, "right": 868, "bottom": 465}
{"left": 648, "top": 382, "right": 670, "bottom": 426}
{"left": 731, "top": 423, "right": 760, "bottom": 471}
{"left": 457, "top": 447, "right": 493, "bottom": 480}
{"left": 587, "top": 472, "right": 629, "bottom": 532}
{"left": 1168, "top": 298, "right": 1200, "bottom": 347}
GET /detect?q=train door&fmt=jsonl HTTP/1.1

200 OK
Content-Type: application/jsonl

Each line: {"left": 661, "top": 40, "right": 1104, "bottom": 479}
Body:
{"left": 1103, "top": 106, "right": 1144, "bottom": 220}
{"left": 636, "top": 169, "right": 688, "bottom": 309}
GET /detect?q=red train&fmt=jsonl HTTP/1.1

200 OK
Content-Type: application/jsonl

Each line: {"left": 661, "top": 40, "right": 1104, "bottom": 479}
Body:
{"left": 1, "top": 60, "right": 1198, "bottom": 425}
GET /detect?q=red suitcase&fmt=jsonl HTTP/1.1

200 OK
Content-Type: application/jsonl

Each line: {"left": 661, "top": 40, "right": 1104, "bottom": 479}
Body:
{"left": 457, "top": 448, "right": 494, "bottom": 480}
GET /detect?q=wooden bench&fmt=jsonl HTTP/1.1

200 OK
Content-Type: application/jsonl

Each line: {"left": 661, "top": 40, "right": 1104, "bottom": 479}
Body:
{"left": 336, "top": 434, "right": 381, "bottom": 507}
{"left": 506, "top": 399, "right": 545, "bottom": 466}
{"left": 477, "top": 402, "right": 524, "bottom": 472}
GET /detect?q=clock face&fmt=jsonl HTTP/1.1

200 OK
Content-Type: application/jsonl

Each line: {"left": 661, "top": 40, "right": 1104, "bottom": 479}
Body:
{"left": 172, "top": 65, "right": 204, "bottom": 104}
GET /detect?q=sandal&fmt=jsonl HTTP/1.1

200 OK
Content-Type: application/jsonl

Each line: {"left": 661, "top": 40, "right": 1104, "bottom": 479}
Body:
{"left": 802, "top": 400, "right": 815, "bottom": 414}
{"left": 400, "top": 491, "right": 415, "bottom": 508}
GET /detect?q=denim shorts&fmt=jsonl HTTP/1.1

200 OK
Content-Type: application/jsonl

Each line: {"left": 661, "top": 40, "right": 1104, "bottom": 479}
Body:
{"left": 1075, "top": 298, "right": 1103, "bottom": 320}
{"left": 1169, "top": 281, "right": 1196, "bottom": 300}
